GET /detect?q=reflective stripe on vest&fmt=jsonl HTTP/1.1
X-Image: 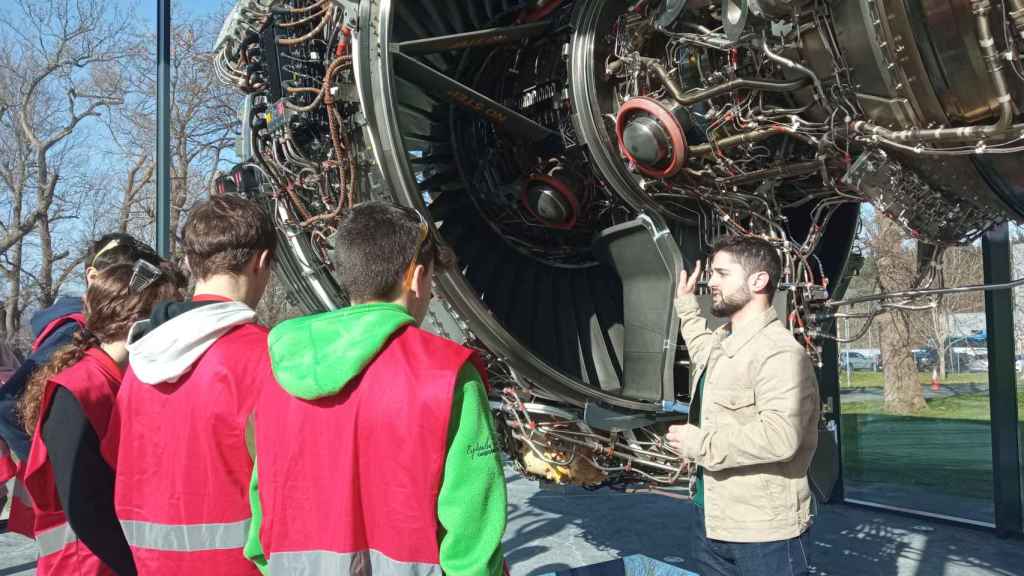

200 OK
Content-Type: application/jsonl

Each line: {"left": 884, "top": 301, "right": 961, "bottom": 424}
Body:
{"left": 36, "top": 522, "right": 78, "bottom": 556}
{"left": 268, "top": 549, "right": 442, "bottom": 576}
{"left": 120, "top": 519, "right": 250, "bottom": 552}
{"left": 12, "top": 479, "right": 33, "bottom": 508}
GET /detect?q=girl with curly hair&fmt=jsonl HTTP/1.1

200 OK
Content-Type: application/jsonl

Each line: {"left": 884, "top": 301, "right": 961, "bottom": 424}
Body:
{"left": 18, "top": 258, "right": 186, "bottom": 576}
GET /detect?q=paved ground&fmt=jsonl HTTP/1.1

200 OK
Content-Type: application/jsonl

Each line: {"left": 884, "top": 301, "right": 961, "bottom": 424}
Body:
{"left": 502, "top": 468, "right": 1024, "bottom": 576}
{"left": 1, "top": 467, "right": 1022, "bottom": 575}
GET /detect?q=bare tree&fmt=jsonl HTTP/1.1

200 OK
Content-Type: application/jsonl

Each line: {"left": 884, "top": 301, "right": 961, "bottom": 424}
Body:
{"left": 864, "top": 216, "right": 927, "bottom": 414}
{"left": 911, "top": 245, "right": 984, "bottom": 379}
{"left": 0, "top": 0, "right": 136, "bottom": 337}
{"left": 110, "top": 10, "right": 239, "bottom": 250}
{"left": 1013, "top": 227, "right": 1024, "bottom": 361}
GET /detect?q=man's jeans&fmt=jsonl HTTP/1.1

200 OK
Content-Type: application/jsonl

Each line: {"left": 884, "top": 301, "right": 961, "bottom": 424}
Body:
{"left": 693, "top": 508, "right": 811, "bottom": 576}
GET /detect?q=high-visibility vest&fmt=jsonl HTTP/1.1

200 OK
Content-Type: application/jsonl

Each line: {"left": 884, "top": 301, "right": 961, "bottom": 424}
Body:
{"left": 253, "top": 325, "right": 480, "bottom": 574}
{"left": 112, "top": 323, "right": 270, "bottom": 575}
{"left": 1, "top": 439, "right": 30, "bottom": 540}
{"left": 7, "top": 465, "right": 34, "bottom": 539}
{"left": 7, "top": 312, "right": 86, "bottom": 540}
{"left": 0, "top": 439, "right": 16, "bottom": 481}
{"left": 23, "top": 348, "right": 122, "bottom": 575}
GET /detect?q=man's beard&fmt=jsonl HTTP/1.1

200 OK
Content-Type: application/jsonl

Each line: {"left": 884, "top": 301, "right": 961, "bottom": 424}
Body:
{"left": 711, "top": 285, "right": 752, "bottom": 317}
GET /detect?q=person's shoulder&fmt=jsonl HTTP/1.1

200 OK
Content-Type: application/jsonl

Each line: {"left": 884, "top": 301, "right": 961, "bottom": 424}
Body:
{"left": 206, "top": 325, "right": 274, "bottom": 394}
{"left": 761, "top": 320, "right": 807, "bottom": 355}
{"left": 223, "top": 321, "right": 271, "bottom": 341}
{"left": 409, "top": 325, "right": 468, "bottom": 351}
{"left": 29, "top": 296, "right": 83, "bottom": 335}
{"left": 404, "top": 327, "right": 474, "bottom": 365}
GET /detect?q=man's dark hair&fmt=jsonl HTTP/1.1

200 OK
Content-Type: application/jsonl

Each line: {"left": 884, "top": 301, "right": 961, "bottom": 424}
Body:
{"left": 334, "top": 201, "right": 453, "bottom": 302}
{"left": 711, "top": 235, "right": 782, "bottom": 299}
{"left": 182, "top": 194, "right": 277, "bottom": 280}
{"left": 85, "top": 233, "right": 162, "bottom": 274}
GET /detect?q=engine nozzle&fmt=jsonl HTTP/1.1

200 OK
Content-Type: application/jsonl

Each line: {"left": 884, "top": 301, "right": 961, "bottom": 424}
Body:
{"left": 615, "top": 97, "right": 688, "bottom": 178}
{"left": 521, "top": 174, "right": 579, "bottom": 229}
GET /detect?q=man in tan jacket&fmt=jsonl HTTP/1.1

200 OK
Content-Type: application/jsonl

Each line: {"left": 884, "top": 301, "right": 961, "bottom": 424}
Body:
{"left": 667, "top": 236, "right": 819, "bottom": 576}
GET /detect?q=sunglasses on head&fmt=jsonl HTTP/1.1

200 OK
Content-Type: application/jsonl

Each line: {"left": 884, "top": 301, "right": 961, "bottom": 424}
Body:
{"left": 92, "top": 238, "right": 160, "bottom": 268}
{"left": 401, "top": 211, "right": 431, "bottom": 290}
{"left": 129, "top": 259, "right": 164, "bottom": 292}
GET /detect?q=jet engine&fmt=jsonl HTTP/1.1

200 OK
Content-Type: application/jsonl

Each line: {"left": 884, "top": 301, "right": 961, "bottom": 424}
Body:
{"left": 215, "top": 0, "right": 1024, "bottom": 490}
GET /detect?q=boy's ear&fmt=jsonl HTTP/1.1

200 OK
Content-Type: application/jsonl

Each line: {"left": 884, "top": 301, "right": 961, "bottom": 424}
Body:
{"left": 257, "top": 249, "right": 273, "bottom": 273}
{"left": 410, "top": 263, "right": 430, "bottom": 299}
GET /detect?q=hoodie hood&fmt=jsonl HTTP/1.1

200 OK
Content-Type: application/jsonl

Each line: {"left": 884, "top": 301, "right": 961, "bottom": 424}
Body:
{"left": 127, "top": 301, "right": 256, "bottom": 384}
{"left": 30, "top": 296, "right": 83, "bottom": 338}
{"left": 268, "top": 302, "right": 414, "bottom": 400}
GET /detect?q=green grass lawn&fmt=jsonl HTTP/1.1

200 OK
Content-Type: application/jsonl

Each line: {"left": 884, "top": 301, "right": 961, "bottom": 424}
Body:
{"left": 837, "top": 376, "right": 1022, "bottom": 515}
{"left": 841, "top": 393, "right": 1024, "bottom": 421}
{"left": 839, "top": 370, "right": 987, "bottom": 388}
{"left": 840, "top": 412, "right": 996, "bottom": 503}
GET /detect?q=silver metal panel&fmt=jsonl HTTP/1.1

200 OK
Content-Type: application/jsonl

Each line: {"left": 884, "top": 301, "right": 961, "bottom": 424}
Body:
{"left": 855, "top": 93, "right": 917, "bottom": 129}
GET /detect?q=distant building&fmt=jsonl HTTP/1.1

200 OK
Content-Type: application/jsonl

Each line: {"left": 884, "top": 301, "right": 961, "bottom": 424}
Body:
{"left": 947, "top": 312, "right": 986, "bottom": 341}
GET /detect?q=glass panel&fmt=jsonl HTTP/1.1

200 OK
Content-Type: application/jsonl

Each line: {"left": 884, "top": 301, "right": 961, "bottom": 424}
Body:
{"left": 1012, "top": 226, "right": 1024, "bottom": 517}
{"left": 839, "top": 206, "right": 994, "bottom": 524}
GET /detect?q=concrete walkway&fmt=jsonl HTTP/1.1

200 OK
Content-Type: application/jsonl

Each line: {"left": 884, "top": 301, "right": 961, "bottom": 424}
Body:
{"left": 1, "top": 467, "right": 1022, "bottom": 575}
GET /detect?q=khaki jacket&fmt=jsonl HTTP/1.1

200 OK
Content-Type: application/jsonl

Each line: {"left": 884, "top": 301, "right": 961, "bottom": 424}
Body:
{"left": 676, "top": 293, "right": 819, "bottom": 542}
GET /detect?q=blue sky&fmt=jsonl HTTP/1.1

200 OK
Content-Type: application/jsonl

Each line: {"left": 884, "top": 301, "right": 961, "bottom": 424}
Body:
{"left": 124, "top": 0, "right": 227, "bottom": 26}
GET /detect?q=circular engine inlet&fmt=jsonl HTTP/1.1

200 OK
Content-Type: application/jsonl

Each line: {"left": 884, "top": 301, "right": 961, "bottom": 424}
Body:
{"left": 521, "top": 174, "right": 579, "bottom": 229}
{"left": 615, "top": 97, "right": 688, "bottom": 178}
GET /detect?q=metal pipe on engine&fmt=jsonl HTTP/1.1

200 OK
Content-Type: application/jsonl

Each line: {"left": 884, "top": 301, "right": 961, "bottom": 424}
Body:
{"left": 608, "top": 57, "right": 810, "bottom": 105}
{"left": 851, "top": 0, "right": 1019, "bottom": 144}
{"left": 1008, "top": 0, "right": 1024, "bottom": 41}
{"left": 689, "top": 127, "right": 783, "bottom": 157}
{"left": 713, "top": 159, "right": 824, "bottom": 185}
{"left": 758, "top": 33, "right": 831, "bottom": 112}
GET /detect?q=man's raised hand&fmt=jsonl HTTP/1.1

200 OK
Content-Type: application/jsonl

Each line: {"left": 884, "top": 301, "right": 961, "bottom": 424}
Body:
{"left": 677, "top": 259, "right": 702, "bottom": 298}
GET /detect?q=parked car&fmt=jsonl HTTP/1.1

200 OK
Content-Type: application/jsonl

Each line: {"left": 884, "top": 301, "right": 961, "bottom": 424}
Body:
{"left": 948, "top": 347, "right": 988, "bottom": 374}
{"left": 912, "top": 348, "right": 938, "bottom": 371}
{"left": 967, "top": 356, "right": 989, "bottom": 372}
{"left": 840, "top": 351, "right": 877, "bottom": 371}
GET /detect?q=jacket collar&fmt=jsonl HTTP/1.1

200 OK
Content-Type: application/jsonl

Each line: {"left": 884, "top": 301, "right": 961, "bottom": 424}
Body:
{"left": 718, "top": 306, "right": 781, "bottom": 358}
{"left": 86, "top": 347, "right": 124, "bottom": 382}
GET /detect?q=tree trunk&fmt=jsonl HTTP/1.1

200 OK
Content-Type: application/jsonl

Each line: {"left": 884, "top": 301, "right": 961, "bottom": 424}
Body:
{"left": 880, "top": 310, "right": 927, "bottom": 413}
{"left": 3, "top": 240, "right": 23, "bottom": 340}
{"left": 932, "top": 305, "right": 948, "bottom": 379}
{"left": 937, "top": 347, "right": 947, "bottom": 380}
{"left": 874, "top": 217, "right": 927, "bottom": 414}
{"left": 37, "top": 212, "right": 56, "bottom": 307}
{"left": 119, "top": 157, "right": 154, "bottom": 233}
{"left": 169, "top": 132, "right": 189, "bottom": 256}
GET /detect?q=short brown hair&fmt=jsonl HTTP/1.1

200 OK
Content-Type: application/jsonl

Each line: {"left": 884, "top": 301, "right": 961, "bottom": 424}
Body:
{"left": 182, "top": 194, "right": 277, "bottom": 280}
{"left": 334, "top": 201, "right": 453, "bottom": 302}
{"left": 711, "top": 235, "right": 782, "bottom": 299}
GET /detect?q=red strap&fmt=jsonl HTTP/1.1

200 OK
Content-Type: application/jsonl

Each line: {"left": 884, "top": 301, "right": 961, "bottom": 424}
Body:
{"left": 192, "top": 294, "right": 234, "bottom": 303}
{"left": 31, "top": 313, "right": 86, "bottom": 353}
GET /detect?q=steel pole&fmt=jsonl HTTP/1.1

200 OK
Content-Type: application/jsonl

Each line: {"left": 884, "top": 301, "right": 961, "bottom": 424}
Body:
{"left": 156, "top": 0, "right": 171, "bottom": 257}
{"left": 982, "top": 223, "right": 1022, "bottom": 537}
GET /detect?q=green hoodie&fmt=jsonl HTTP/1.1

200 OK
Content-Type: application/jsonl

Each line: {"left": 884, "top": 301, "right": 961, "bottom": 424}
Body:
{"left": 245, "top": 303, "right": 507, "bottom": 576}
